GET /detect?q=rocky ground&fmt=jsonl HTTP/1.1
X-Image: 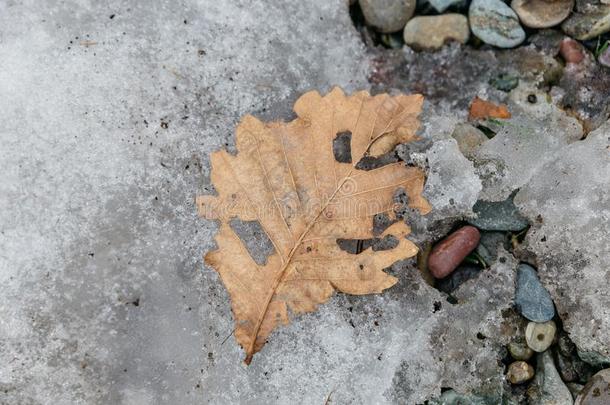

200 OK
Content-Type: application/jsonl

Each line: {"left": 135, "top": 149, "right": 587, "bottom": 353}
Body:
{"left": 0, "top": 0, "right": 609, "bottom": 404}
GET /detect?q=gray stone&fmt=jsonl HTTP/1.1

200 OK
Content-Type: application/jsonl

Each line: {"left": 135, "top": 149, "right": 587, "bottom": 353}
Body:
{"left": 562, "top": 2, "right": 610, "bottom": 40}
{"left": 515, "top": 264, "right": 555, "bottom": 322}
{"left": 427, "top": 0, "right": 466, "bottom": 12}
{"left": 515, "top": 121, "right": 610, "bottom": 362}
{"left": 468, "top": 194, "right": 529, "bottom": 231}
{"left": 575, "top": 369, "right": 610, "bottom": 405}
{"left": 360, "top": 0, "right": 416, "bottom": 33}
{"left": 528, "top": 351, "right": 573, "bottom": 405}
{"left": 469, "top": 0, "right": 526, "bottom": 48}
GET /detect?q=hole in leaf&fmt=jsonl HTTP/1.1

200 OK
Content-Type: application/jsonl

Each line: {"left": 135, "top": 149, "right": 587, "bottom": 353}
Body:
{"left": 333, "top": 131, "right": 352, "bottom": 163}
{"left": 373, "top": 213, "right": 394, "bottom": 236}
{"left": 229, "top": 219, "right": 275, "bottom": 265}
{"left": 337, "top": 235, "right": 399, "bottom": 255}
{"left": 355, "top": 151, "right": 399, "bottom": 170}
{"left": 337, "top": 238, "right": 372, "bottom": 254}
{"left": 372, "top": 235, "right": 399, "bottom": 251}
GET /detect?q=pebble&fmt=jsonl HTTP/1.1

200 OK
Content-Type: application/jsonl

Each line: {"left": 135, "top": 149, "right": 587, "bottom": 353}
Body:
{"left": 469, "top": 0, "right": 526, "bottom": 48}
{"left": 468, "top": 196, "right": 529, "bottom": 232}
{"left": 428, "top": 226, "right": 481, "bottom": 279}
{"left": 403, "top": 14, "right": 470, "bottom": 50}
{"left": 511, "top": 0, "right": 574, "bottom": 28}
{"left": 451, "top": 123, "right": 488, "bottom": 156}
{"left": 528, "top": 351, "right": 573, "bottom": 405}
{"left": 515, "top": 263, "right": 556, "bottom": 322}
{"left": 561, "top": 2, "right": 610, "bottom": 40}
{"left": 507, "top": 361, "right": 535, "bottom": 384}
{"left": 525, "top": 320, "right": 556, "bottom": 352}
{"left": 360, "top": 0, "right": 416, "bottom": 33}
{"left": 427, "top": 0, "right": 466, "bottom": 12}
{"left": 509, "top": 339, "right": 534, "bottom": 361}
{"left": 489, "top": 73, "right": 519, "bottom": 92}
{"left": 575, "top": 369, "right": 610, "bottom": 404}
{"left": 560, "top": 37, "right": 586, "bottom": 64}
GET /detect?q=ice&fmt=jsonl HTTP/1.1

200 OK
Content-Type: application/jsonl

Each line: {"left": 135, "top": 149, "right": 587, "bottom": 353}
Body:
{"left": 473, "top": 83, "right": 583, "bottom": 202}
{"left": 514, "top": 121, "right": 610, "bottom": 359}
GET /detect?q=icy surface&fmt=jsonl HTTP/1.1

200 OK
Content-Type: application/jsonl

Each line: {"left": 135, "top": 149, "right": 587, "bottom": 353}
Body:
{"left": 515, "top": 122, "right": 610, "bottom": 359}
{"left": 473, "top": 84, "right": 583, "bottom": 201}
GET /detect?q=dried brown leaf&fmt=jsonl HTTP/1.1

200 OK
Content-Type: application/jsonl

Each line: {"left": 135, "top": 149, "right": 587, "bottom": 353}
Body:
{"left": 197, "top": 87, "right": 431, "bottom": 364}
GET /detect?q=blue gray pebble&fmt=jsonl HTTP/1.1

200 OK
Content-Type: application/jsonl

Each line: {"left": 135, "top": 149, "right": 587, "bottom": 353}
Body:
{"left": 515, "top": 263, "right": 555, "bottom": 322}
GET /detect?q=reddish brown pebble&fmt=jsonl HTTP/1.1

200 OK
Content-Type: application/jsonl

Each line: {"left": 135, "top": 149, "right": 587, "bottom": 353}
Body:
{"left": 560, "top": 38, "right": 584, "bottom": 64}
{"left": 428, "top": 226, "right": 481, "bottom": 279}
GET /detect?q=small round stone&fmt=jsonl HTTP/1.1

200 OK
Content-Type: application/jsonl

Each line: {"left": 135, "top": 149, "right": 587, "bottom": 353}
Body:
{"left": 403, "top": 14, "right": 470, "bottom": 50}
{"left": 509, "top": 340, "right": 534, "bottom": 361}
{"left": 511, "top": 0, "right": 574, "bottom": 28}
{"left": 525, "top": 320, "right": 556, "bottom": 352}
{"left": 575, "top": 368, "right": 610, "bottom": 405}
{"left": 428, "top": 226, "right": 481, "bottom": 279}
{"left": 469, "top": 0, "right": 526, "bottom": 48}
{"left": 507, "top": 361, "right": 535, "bottom": 384}
{"left": 359, "top": 0, "right": 416, "bottom": 33}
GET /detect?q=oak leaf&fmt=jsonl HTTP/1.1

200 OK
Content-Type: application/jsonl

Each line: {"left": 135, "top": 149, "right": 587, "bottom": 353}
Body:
{"left": 197, "top": 87, "right": 431, "bottom": 364}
